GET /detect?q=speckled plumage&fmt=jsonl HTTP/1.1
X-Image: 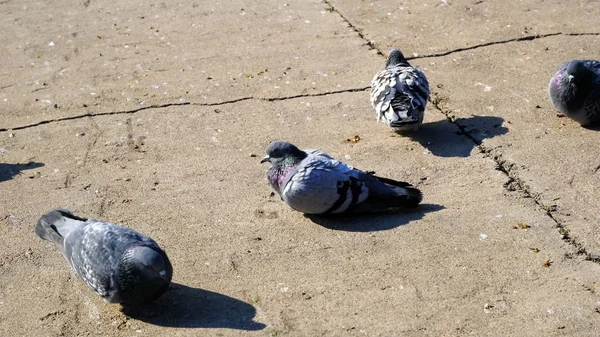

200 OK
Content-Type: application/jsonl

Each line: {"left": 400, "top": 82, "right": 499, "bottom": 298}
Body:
{"left": 548, "top": 59, "right": 600, "bottom": 126}
{"left": 36, "top": 210, "right": 172, "bottom": 305}
{"left": 261, "top": 142, "right": 422, "bottom": 214}
{"left": 371, "top": 49, "right": 430, "bottom": 132}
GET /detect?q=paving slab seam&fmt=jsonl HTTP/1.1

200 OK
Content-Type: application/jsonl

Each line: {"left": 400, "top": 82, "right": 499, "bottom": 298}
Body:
{"left": 0, "top": 102, "right": 191, "bottom": 132}
{"left": 322, "top": 0, "right": 385, "bottom": 57}
{"left": 323, "top": 0, "right": 600, "bottom": 264}
{"left": 322, "top": 0, "right": 599, "bottom": 60}
{"left": 262, "top": 86, "right": 369, "bottom": 101}
{"left": 429, "top": 95, "right": 600, "bottom": 265}
{"left": 0, "top": 88, "right": 370, "bottom": 132}
{"left": 412, "top": 32, "right": 600, "bottom": 60}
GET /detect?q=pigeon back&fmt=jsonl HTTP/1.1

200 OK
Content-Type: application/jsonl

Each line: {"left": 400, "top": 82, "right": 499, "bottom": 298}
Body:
{"left": 281, "top": 153, "right": 369, "bottom": 214}
{"left": 371, "top": 65, "right": 430, "bottom": 131}
{"left": 64, "top": 222, "right": 163, "bottom": 303}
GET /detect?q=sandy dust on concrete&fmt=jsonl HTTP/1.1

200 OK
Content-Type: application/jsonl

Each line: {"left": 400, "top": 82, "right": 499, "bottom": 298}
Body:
{"left": 1, "top": 1, "right": 599, "bottom": 336}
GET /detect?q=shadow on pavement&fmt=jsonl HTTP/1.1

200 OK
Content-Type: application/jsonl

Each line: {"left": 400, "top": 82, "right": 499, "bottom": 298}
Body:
{"left": 409, "top": 115, "right": 508, "bottom": 157}
{"left": 121, "top": 283, "right": 266, "bottom": 330}
{"left": 582, "top": 123, "right": 600, "bottom": 131}
{"left": 305, "top": 203, "right": 445, "bottom": 232}
{"left": 0, "top": 162, "right": 45, "bottom": 182}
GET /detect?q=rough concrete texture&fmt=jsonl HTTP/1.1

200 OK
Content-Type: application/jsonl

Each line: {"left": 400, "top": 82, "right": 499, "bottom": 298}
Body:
{"left": 1, "top": 0, "right": 599, "bottom": 336}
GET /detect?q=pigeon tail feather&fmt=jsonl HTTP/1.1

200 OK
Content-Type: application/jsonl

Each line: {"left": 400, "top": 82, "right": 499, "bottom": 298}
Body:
{"left": 375, "top": 175, "right": 423, "bottom": 208}
{"left": 35, "top": 209, "right": 88, "bottom": 245}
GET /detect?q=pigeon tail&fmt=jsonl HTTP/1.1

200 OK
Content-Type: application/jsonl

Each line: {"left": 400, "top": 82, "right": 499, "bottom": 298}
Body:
{"left": 35, "top": 209, "right": 88, "bottom": 246}
{"left": 374, "top": 175, "right": 423, "bottom": 208}
{"left": 391, "top": 185, "right": 423, "bottom": 208}
{"left": 351, "top": 175, "right": 423, "bottom": 213}
{"left": 386, "top": 93, "right": 421, "bottom": 129}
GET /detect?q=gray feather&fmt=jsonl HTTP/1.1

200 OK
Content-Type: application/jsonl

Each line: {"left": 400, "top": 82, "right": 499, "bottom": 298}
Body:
{"left": 263, "top": 142, "right": 422, "bottom": 214}
{"left": 548, "top": 59, "right": 600, "bottom": 126}
{"left": 371, "top": 49, "right": 430, "bottom": 132}
{"left": 35, "top": 210, "right": 173, "bottom": 305}
{"left": 35, "top": 209, "right": 87, "bottom": 258}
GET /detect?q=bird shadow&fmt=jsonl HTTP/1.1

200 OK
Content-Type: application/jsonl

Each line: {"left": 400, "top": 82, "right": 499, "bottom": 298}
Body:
{"left": 582, "top": 123, "right": 600, "bottom": 131}
{"left": 304, "top": 203, "right": 445, "bottom": 232}
{"left": 0, "top": 161, "right": 45, "bottom": 182}
{"left": 408, "top": 115, "right": 508, "bottom": 157}
{"left": 121, "top": 283, "right": 266, "bottom": 330}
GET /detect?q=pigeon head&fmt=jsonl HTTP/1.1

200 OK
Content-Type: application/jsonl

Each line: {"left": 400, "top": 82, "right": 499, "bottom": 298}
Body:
{"left": 118, "top": 246, "right": 173, "bottom": 304}
{"left": 260, "top": 141, "right": 307, "bottom": 167}
{"left": 565, "top": 60, "right": 593, "bottom": 85}
{"left": 386, "top": 49, "right": 409, "bottom": 68}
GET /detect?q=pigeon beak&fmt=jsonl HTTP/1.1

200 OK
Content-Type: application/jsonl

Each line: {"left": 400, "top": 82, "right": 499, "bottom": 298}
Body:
{"left": 260, "top": 155, "right": 270, "bottom": 164}
{"left": 568, "top": 74, "right": 574, "bottom": 82}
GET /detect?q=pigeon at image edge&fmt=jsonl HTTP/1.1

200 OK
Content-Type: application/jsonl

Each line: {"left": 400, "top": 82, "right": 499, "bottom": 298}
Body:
{"left": 548, "top": 59, "right": 600, "bottom": 126}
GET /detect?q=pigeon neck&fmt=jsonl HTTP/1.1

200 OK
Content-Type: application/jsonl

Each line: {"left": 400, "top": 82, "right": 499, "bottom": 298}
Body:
{"left": 269, "top": 155, "right": 304, "bottom": 191}
{"left": 386, "top": 56, "right": 409, "bottom": 68}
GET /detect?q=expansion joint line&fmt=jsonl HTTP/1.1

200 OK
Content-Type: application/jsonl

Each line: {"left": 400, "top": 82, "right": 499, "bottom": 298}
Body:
{"left": 323, "top": 0, "right": 599, "bottom": 60}
{"left": 429, "top": 95, "right": 599, "bottom": 264}
{"left": 0, "top": 87, "right": 370, "bottom": 132}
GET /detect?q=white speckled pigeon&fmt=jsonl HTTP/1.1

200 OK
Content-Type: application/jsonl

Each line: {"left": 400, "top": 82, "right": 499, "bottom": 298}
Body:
{"left": 370, "top": 49, "right": 430, "bottom": 132}
{"left": 35, "top": 209, "right": 172, "bottom": 305}
{"left": 261, "top": 142, "right": 422, "bottom": 214}
{"left": 548, "top": 59, "right": 600, "bottom": 126}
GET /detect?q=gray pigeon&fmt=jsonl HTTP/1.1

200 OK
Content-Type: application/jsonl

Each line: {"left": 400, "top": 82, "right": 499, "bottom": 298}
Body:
{"left": 370, "top": 49, "right": 430, "bottom": 132}
{"left": 548, "top": 59, "right": 600, "bottom": 126}
{"left": 261, "top": 141, "right": 422, "bottom": 214}
{"left": 35, "top": 209, "right": 172, "bottom": 305}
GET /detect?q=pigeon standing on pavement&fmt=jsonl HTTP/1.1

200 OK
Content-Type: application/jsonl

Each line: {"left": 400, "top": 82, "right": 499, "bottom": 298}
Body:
{"left": 548, "top": 59, "right": 600, "bottom": 126}
{"left": 370, "top": 49, "right": 430, "bottom": 132}
{"left": 261, "top": 141, "right": 422, "bottom": 214}
{"left": 35, "top": 209, "right": 173, "bottom": 305}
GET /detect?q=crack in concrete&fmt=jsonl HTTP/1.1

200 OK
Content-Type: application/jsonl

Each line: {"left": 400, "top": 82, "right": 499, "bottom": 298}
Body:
{"left": 323, "top": 0, "right": 600, "bottom": 261}
{"left": 323, "top": 0, "right": 599, "bottom": 60}
{"left": 196, "top": 97, "right": 253, "bottom": 106}
{"left": 412, "top": 32, "right": 600, "bottom": 60}
{"left": 0, "top": 87, "right": 370, "bottom": 132}
{"left": 429, "top": 94, "right": 599, "bottom": 264}
{"left": 3, "top": 3, "right": 597, "bottom": 262}
{"left": 263, "top": 87, "right": 369, "bottom": 101}
{"left": 323, "top": 0, "right": 385, "bottom": 58}
{"left": 0, "top": 102, "right": 191, "bottom": 132}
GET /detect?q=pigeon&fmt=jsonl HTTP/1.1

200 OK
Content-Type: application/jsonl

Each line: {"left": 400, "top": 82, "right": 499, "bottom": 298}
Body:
{"left": 261, "top": 141, "right": 422, "bottom": 214}
{"left": 35, "top": 209, "right": 173, "bottom": 305}
{"left": 370, "top": 49, "right": 430, "bottom": 132}
{"left": 548, "top": 59, "right": 600, "bottom": 126}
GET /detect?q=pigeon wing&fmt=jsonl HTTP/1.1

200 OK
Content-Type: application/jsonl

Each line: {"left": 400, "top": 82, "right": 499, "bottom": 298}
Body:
{"left": 281, "top": 154, "right": 369, "bottom": 214}
{"left": 395, "top": 66, "right": 430, "bottom": 112}
{"left": 371, "top": 66, "right": 429, "bottom": 124}
{"left": 370, "top": 68, "right": 396, "bottom": 121}
{"left": 64, "top": 222, "right": 158, "bottom": 300}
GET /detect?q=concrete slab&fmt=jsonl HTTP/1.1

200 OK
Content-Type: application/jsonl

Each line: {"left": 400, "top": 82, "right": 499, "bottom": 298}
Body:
{"left": 327, "top": 0, "right": 600, "bottom": 57}
{"left": 418, "top": 33, "right": 600, "bottom": 256}
{"left": 2, "top": 93, "right": 600, "bottom": 336}
{"left": 1, "top": 0, "right": 600, "bottom": 336}
{"left": 0, "top": 0, "right": 378, "bottom": 129}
